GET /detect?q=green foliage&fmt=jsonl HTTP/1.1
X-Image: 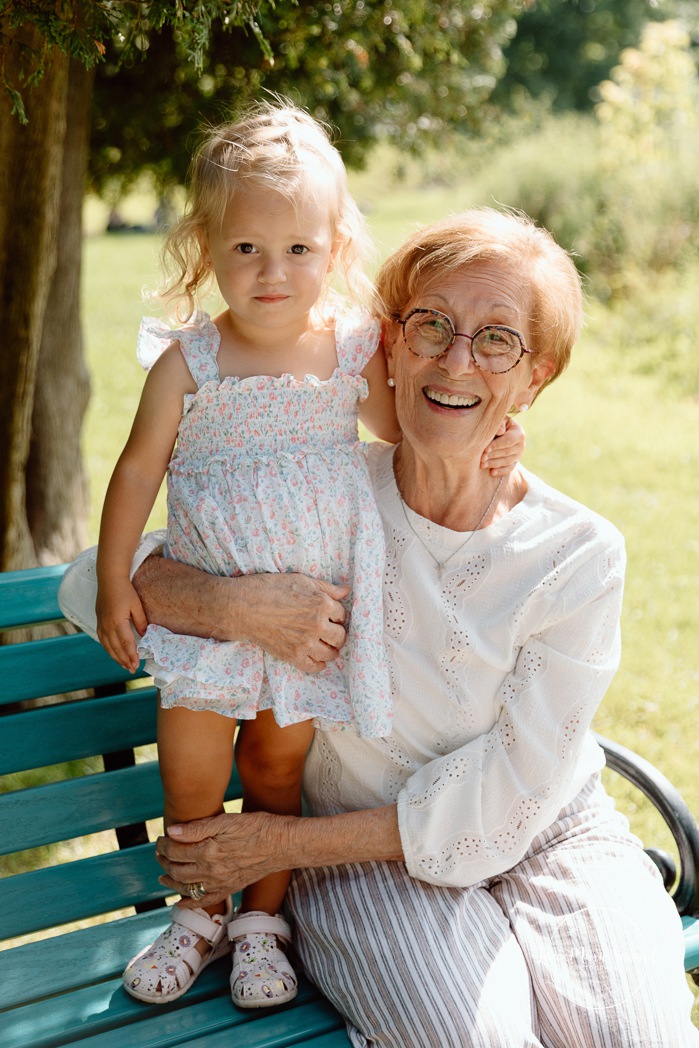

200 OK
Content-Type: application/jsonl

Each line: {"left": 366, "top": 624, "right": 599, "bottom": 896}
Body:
{"left": 89, "top": 0, "right": 526, "bottom": 194}
{"left": 493, "top": 0, "right": 681, "bottom": 111}
{"left": 449, "top": 22, "right": 699, "bottom": 322}
{"left": 586, "top": 21, "right": 699, "bottom": 290}
{"left": 0, "top": 0, "right": 272, "bottom": 121}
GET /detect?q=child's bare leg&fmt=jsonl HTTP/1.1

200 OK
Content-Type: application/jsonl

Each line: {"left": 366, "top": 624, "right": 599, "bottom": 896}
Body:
{"left": 234, "top": 710, "right": 314, "bottom": 915}
{"left": 122, "top": 702, "right": 237, "bottom": 1003}
{"left": 157, "top": 702, "right": 237, "bottom": 948}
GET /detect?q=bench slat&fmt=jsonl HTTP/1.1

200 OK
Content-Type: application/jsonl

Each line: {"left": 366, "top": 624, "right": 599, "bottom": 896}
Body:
{"left": 166, "top": 998, "right": 346, "bottom": 1048}
{"left": 0, "top": 564, "right": 65, "bottom": 629}
{"left": 0, "top": 762, "right": 164, "bottom": 853}
{"left": 2, "top": 968, "right": 344, "bottom": 1048}
{"left": 0, "top": 909, "right": 173, "bottom": 1007}
{"left": 0, "top": 843, "right": 167, "bottom": 937}
{"left": 286, "top": 1034, "right": 353, "bottom": 1048}
{"left": 0, "top": 688, "right": 158, "bottom": 773}
{"left": 0, "top": 631, "right": 145, "bottom": 704}
{"left": 0, "top": 761, "right": 243, "bottom": 853}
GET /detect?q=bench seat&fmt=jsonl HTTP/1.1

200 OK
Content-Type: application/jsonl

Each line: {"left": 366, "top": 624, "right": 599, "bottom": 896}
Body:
{"left": 0, "top": 565, "right": 350, "bottom": 1047}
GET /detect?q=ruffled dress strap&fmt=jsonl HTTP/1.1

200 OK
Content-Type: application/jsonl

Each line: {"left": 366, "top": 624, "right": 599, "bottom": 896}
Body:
{"left": 334, "top": 307, "right": 381, "bottom": 377}
{"left": 137, "top": 311, "right": 221, "bottom": 388}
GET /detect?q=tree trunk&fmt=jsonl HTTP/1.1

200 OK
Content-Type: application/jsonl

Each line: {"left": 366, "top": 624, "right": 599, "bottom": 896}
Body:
{"left": 0, "top": 24, "right": 69, "bottom": 569}
{"left": 25, "top": 60, "right": 94, "bottom": 565}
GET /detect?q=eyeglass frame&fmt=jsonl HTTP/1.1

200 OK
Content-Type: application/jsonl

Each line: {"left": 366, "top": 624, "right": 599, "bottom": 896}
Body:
{"left": 396, "top": 307, "right": 532, "bottom": 374}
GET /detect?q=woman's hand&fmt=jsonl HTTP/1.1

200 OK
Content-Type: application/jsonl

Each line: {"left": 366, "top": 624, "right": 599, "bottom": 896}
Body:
{"left": 156, "top": 812, "right": 288, "bottom": 907}
{"left": 156, "top": 805, "right": 403, "bottom": 908}
{"left": 239, "top": 573, "right": 349, "bottom": 672}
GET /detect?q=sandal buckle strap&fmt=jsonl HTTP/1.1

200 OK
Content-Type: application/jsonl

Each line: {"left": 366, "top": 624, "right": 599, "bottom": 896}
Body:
{"left": 227, "top": 912, "right": 291, "bottom": 943}
{"left": 171, "top": 903, "right": 231, "bottom": 945}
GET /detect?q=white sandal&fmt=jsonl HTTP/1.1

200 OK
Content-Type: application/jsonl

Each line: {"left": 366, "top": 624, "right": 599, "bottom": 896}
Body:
{"left": 123, "top": 898, "right": 234, "bottom": 1004}
{"left": 228, "top": 910, "right": 298, "bottom": 1009}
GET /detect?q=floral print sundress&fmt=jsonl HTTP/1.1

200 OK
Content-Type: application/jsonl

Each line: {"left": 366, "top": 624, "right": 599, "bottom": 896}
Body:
{"left": 136, "top": 310, "right": 392, "bottom": 738}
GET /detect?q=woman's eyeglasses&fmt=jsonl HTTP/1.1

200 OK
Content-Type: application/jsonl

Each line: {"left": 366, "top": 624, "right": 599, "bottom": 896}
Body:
{"left": 397, "top": 308, "right": 531, "bottom": 374}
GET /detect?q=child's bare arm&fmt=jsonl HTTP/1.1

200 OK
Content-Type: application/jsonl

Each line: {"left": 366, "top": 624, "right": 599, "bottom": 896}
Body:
{"left": 96, "top": 345, "right": 193, "bottom": 670}
{"left": 481, "top": 415, "right": 526, "bottom": 476}
{"left": 358, "top": 347, "right": 402, "bottom": 444}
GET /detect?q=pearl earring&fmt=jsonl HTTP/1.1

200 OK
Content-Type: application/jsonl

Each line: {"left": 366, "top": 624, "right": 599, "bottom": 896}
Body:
{"left": 387, "top": 377, "right": 396, "bottom": 388}
{"left": 518, "top": 403, "right": 529, "bottom": 412}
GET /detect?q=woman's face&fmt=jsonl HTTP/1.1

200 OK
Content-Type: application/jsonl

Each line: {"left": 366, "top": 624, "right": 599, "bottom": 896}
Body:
{"left": 384, "top": 259, "right": 554, "bottom": 464}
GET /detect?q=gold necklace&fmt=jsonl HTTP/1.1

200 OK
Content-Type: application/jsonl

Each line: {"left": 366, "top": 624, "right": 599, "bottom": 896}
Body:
{"left": 395, "top": 471, "right": 504, "bottom": 580}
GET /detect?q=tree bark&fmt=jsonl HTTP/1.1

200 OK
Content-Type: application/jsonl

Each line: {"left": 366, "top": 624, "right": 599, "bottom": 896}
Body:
{"left": 25, "top": 59, "right": 94, "bottom": 565}
{"left": 0, "top": 24, "right": 69, "bottom": 569}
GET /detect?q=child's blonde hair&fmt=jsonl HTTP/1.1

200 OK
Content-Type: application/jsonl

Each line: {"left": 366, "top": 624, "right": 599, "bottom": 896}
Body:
{"left": 159, "top": 99, "right": 373, "bottom": 319}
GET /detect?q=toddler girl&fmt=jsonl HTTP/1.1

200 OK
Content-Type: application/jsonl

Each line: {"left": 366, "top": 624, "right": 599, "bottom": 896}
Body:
{"left": 94, "top": 101, "right": 524, "bottom": 1009}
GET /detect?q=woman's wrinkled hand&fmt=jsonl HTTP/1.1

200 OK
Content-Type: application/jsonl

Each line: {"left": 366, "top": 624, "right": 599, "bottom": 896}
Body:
{"left": 242, "top": 573, "right": 350, "bottom": 673}
{"left": 155, "top": 811, "right": 286, "bottom": 907}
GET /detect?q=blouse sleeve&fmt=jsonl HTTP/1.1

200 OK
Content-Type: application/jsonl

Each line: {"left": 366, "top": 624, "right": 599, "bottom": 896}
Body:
{"left": 396, "top": 527, "right": 626, "bottom": 888}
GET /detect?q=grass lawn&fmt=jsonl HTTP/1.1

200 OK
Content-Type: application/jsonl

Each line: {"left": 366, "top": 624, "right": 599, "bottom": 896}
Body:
{"left": 82, "top": 184, "right": 698, "bottom": 1018}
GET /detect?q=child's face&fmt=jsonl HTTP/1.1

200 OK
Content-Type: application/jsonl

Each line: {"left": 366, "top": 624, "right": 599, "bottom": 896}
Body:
{"left": 202, "top": 183, "right": 340, "bottom": 337}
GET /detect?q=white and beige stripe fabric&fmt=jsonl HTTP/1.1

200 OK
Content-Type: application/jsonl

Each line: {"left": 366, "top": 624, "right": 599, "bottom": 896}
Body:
{"left": 289, "top": 778, "right": 698, "bottom": 1047}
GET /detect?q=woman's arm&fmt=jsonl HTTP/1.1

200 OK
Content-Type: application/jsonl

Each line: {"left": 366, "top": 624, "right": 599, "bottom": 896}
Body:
{"left": 155, "top": 805, "right": 404, "bottom": 907}
{"left": 396, "top": 526, "right": 626, "bottom": 889}
{"left": 155, "top": 532, "right": 624, "bottom": 903}
{"left": 132, "top": 556, "right": 350, "bottom": 673}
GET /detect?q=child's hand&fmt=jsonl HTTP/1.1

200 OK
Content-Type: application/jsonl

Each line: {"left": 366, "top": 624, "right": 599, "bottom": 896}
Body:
{"left": 481, "top": 416, "right": 526, "bottom": 476}
{"left": 96, "top": 578, "right": 148, "bottom": 673}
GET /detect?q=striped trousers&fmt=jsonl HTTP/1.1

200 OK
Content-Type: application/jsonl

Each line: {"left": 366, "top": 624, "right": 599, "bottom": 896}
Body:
{"left": 288, "top": 776, "right": 698, "bottom": 1047}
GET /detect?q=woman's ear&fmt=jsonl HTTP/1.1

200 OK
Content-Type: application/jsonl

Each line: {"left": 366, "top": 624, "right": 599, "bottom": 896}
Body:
{"left": 525, "top": 357, "right": 555, "bottom": 403}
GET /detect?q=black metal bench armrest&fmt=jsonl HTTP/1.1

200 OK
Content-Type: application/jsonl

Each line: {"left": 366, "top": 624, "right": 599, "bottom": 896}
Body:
{"left": 595, "top": 732, "right": 699, "bottom": 917}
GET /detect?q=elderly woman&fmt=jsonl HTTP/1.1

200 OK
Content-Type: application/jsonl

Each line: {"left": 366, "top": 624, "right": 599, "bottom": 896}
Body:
{"left": 61, "top": 209, "right": 697, "bottom": 1046}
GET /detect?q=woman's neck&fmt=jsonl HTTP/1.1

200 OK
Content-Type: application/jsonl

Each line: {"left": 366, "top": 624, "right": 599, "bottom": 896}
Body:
{"left": 394, "top": 442, "right": 524, "bottom": 532}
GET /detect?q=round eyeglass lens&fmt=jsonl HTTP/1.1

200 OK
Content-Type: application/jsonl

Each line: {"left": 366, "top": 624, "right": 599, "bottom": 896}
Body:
{"left": 471, "top": 329, "right": 523, "bottom": 373}
{"left": 405, "top": 312, "right": 454, "bottom": 356}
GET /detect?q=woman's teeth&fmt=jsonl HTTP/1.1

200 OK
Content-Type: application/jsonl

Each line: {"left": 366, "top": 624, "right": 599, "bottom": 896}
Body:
{"left": 425, "top": 388, "right": 479, "bottom": 408}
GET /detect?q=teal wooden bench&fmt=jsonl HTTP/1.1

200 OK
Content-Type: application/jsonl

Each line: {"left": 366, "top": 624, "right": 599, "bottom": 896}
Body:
{"left": 0, "top": 565, "right": 350, "bottom": 1048}
{"left": 1, "top": 565, "right": 697, "bottom": 1046}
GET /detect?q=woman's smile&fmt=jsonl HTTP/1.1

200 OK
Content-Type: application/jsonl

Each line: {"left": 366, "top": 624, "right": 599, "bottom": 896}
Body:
{"left": 422, "top": 385, "right": 481, "bottom": 410}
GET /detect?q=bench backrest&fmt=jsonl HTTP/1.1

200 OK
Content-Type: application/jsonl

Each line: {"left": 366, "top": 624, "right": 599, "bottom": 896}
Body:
{"left": 0, "top": 565, "right": 242, "bottom": 944}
